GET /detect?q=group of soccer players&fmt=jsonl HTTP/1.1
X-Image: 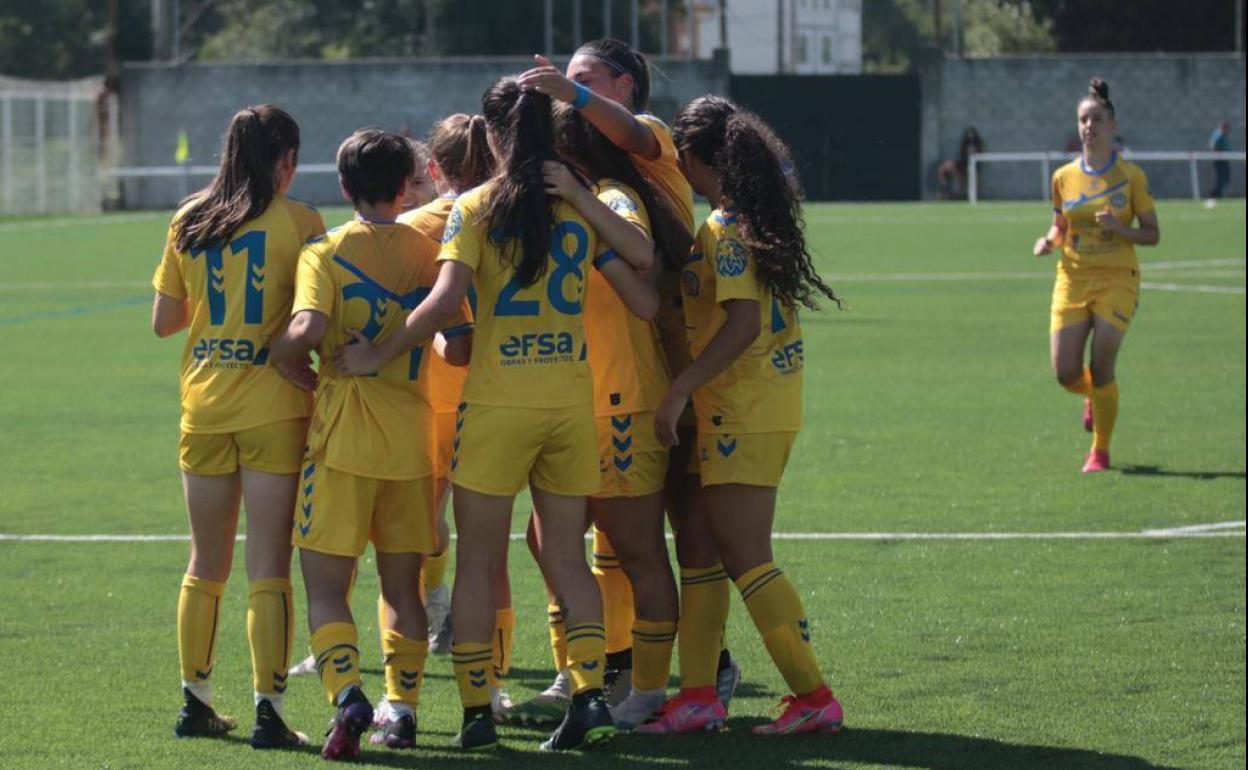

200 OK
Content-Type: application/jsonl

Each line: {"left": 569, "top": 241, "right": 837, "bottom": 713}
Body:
{"left": 152, "top": 32, "right": 1159, "bottom": 761}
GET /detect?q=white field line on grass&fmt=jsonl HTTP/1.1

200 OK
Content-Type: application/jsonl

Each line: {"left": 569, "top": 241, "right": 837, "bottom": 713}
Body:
{"left": 1140, "top": 282, "right": 1246, "bottom": 295}
{"left": 2, "top": 260, "right": 1242, "bottom": 293}
{"left": 0, "top": 212, "right": 166, "bottom": 233}
{"left": 2, "top": 522, "right": 1243, "bottom": 544}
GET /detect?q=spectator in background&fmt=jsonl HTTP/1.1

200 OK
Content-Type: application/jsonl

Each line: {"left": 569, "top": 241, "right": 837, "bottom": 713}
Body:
{"left": 1208, "top": 121, "right": 1232, "bottom": 200}
{"left": 938, "top": 126, "right": 983, "bottom": 200}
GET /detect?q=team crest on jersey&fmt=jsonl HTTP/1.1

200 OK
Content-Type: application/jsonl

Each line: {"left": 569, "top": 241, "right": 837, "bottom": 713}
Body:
{"left": 1110, "top": 192, "right": 1127, "bottom": 208}
{"left": 682, "top": 269, "right": 700, "bottom": 297}
{"left": 442, "top": 206, "right": 463, "bottom": 244}
{"left": 606, "top": 192, "right": 638, "bottom": 214}
{"left": 716, "top": 239, "right": 748, "bottom": 277}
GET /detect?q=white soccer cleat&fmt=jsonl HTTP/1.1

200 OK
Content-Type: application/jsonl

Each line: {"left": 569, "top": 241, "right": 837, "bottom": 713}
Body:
{"left": 371, "top": 698, "right": 395, "bottom": 728}
{"left": 609, "top": 687, "right": 667, "bottom": 731}
{"left": 288, "top": 652, "right": 317, "bottom": 677}
{"left": 491, "top": 686, "right": 515, "bottom": 723}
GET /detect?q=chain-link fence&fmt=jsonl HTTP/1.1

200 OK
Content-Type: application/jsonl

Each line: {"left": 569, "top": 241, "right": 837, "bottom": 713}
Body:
{"left": 0, "top": 75, "right": 107, "bottom": 216}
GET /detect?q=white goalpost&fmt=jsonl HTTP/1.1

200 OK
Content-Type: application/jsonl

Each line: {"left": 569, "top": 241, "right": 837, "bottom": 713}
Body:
{"left": 968, "top": 150, "right": 1248, "bottom": 204}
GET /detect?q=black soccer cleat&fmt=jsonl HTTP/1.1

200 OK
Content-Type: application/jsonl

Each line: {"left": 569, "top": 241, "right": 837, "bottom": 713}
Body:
{"left": 540, "top": 689, "right": 616, "bottom": 752}
{"left": 174, "top": 687, "right": 238, "bottom": 739}
{"left": 250, "top": 698, "right": 308, "bottom": 750}
{"left": 455, "top": 706, "right": 498, "bottom": 752}
{"left": 604, "top": 648, "right": 634, "bottom": 707}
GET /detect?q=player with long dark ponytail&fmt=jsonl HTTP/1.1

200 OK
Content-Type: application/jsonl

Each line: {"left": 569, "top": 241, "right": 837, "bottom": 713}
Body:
{"left": 639, "top": 95, "right": 844, "bottom": 736}
{"left": 336, "top": 75, "right": 659, "bottom": 752}
{"left": 518, "top": 36, "right": 746, "bottom": 721}
{"left": 153, "top": 104, "right": 324, "bottom": 749}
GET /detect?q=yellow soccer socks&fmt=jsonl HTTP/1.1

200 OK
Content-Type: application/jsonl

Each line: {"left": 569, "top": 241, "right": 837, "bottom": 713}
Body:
{"left": 547, "top": 603, "right": 569, "bottom": 671}
{"left": 736, "top": 562, "right": 825, "bottom": 697}
{"left": 565, "top": 622, "right": 608, "bottom": 695}
{"left": 311, "top": 622, "right": 362, "bottom": 704}
{"left": 452, "top": 642, "right": 494, "bottom": 708}
{"left": 631, "top": 619, "right": 677, "bottom": 692}
{"left": 247, "top": 578, "right": 294, "bottom": 706}
{"left": 178, "top": 575, "right": 226, "bottom": 703}
{"left": 422, "top": 549, "right": 449, "bottom": 594}
{"left": 678, "top": 564, "right": 730, "bottom": 689}
{"left": 382, "top": 630, "right": 428, "bottom": 712}
{"left": 1091, "top": 380, "right": 1119, "bottom": 452}
{"left": 592, "top": 528, "right": 635, "bottom": 656}
{"left": 492, "top": 607, "right": 515, "bottom": 681}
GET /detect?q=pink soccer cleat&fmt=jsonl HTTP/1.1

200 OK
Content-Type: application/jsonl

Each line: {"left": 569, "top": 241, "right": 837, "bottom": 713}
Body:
{"left": 1082, "top": 398, "right": 1094, "bottom": 433}
{"left": 633, "top": 688, "right": 725, "bottom": 735}
{"left": 1082, "top": 449, "right": 1110, "bottom": 474}
{"left": 752, "top": 687, "right": 844, "bottom": 736}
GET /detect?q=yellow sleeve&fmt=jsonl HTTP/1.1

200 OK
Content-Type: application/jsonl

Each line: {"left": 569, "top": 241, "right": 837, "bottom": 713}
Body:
{"left": 416, "top": 241, "right": 472, "bottom": 333}
{"left": 594, "top": 184, "right": 650, "bottom": 264}
{"left": 292, "top": 242, "right": 336, "bottom": 318}
{"left": 636, "top": 114, "right": 678, "bottom": 166}
{"left": 713, "top": 231, "right": 765, "bottom": 304}
{"left": 436, "top": 198, "right": 480, "bottom": 273}
{"left": 288, "top": 198, "right": 327, "bottom": 243}
{"left": 1050, "top": 170, "right": 1064, "bottom": 214}
{"left": 152, "top": 222, "right": 187, "bottom": 299}
{"left": 1131, "top": 166, "right": 1155, "bottom": 216}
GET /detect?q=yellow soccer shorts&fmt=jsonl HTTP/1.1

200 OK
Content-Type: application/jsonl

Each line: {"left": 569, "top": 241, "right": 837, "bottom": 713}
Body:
{"left": 179, "top": 418, "right": 308, "bottom": 476}
{"left": 1050, "top": 270, "right": 1140, "bottom": 334}
{"left": 433, "top": 409, "right": 457, "bottom": 480}
{"left": 594, "top": 412, "right": 668, "bottom": 498}
{"left": 450, "top": 401, "right": 599, "bottom": 497}
{"left": 292, "top": 459, "right": 437, "bottom": 557}
{"left": 696, "top": 431, "right": 796, "bottom": 488}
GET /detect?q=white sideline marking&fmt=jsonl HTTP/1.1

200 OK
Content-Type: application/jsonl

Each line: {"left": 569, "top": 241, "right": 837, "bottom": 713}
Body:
{"left": 3, "top": 524, "right": 1244, "bottom": 544}
{"left": 0, "top": 281, "right": 149, "bottom": 291}
{"left": 1140, "top": 282, "right": 1246, "bottom": 295}
{"left": 1141, "top": 520, "right": 1246, "bottom": 535}
{"left": 2, "top": 261, "right": 1241, "bottom": 293}
{"left": 0, "top": 212, "right": 165, "bottom": 233}
{"left": 1148, "top": 258, "right": 1246, "bottom": 270}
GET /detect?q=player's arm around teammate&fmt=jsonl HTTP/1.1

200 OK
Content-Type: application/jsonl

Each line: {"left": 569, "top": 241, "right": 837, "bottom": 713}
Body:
{"left": 392, "top": 114, "right": 515, "bottom": 715}
{"left": 522, "top": 38, "right": 743, "bottom": 708}
{"left": 1034, "top": 78, "right": 1160, "bottom": 474}
{"left": 271, "top": 129, "right": 470, "bottom": 759}
{"left": 639, "top": 96, "right": 845, "bottom": 737}
{"left": 520, "top": 106, "right": 680, "bottom": 729}
{"left": 336, "top": 78, "right": 616, "bottom": 753}
{"left": 152, "top": 105, "right": 322, "bottom": 748}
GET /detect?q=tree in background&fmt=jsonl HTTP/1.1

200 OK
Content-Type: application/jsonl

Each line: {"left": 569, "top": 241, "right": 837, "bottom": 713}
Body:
{"left": 1033, "top": 0, "right": 1243, "bottom": 53}
{"left": 864, "top": 0, "right": 1055, "bottom": 73}
{"left": 0, "top": 0, "right": 150, "bottom": 79}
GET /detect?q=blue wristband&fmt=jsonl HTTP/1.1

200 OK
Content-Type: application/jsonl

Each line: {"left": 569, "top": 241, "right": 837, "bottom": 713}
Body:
{"left": 571, "top": 82, "right": 591, "bottom": 109}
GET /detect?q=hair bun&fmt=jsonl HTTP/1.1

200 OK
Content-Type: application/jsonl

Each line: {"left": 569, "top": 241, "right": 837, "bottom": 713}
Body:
{"left": 1088, "top": 77, "right": 1110, "bottom": 100}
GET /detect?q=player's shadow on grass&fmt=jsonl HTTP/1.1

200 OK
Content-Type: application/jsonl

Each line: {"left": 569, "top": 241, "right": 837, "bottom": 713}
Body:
{"left": 319, "top": 723, "right": 1179, "bottom": 770}
{"left": 1118, "top": 464, "right": 1246, "bottom": 481}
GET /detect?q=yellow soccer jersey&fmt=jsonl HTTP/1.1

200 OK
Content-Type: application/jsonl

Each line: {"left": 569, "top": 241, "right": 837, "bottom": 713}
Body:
{"left": 682, "top": 210, "right": 803, "bottom": 434}
{"left": 294, "top": 219, "right": 471, "bottom": 480}
{"left": 583, "top": 179, "right": 671, "bottom": 416}
{"left": 153, "top": 193, "right": 326, "bottom": 434}
{"left": 1051, "top": 153, "right": 1155, "bottom": 274}
{"left": 399, "top": 195, "right": 471, "bottom": 414}
{"left": 633, "top": 114, "right": 695, "bottom": 233}
{"left": 398, "top": 195, "right": 457, "bottom": 242}
{"left": 438, "top": 183, "right": 597, "bottom": 409}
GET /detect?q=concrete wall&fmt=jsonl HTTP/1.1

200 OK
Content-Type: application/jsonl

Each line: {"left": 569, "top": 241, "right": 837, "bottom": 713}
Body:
{"left": 116, "top": 56, "right": 728, "bottom": 209}
{"left": 922, "top": 54, "right": 1246, "bottom": 200}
